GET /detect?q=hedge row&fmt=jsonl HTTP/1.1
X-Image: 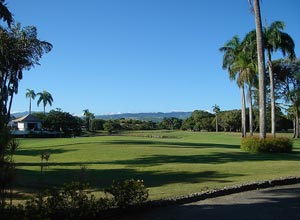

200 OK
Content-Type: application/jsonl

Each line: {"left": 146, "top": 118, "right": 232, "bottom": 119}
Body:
{"left": 241, "top": 136, "right": 293, "bottom": 153}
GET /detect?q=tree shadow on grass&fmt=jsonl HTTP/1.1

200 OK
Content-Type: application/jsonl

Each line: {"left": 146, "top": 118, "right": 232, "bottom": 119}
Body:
{"left": 14, "top": 148, "right": 78, "bottom": 156}
{"left": 14, "top": 167, "right": 243, "bottom": 193}
{"left": 105, "top": 140, "right": 240, "bottom": 150}
{"left": 15, "top": 150, "right": 300, "bottom": 168}
{"left": 105, "top": 151, "right": 300, "bottom": 167}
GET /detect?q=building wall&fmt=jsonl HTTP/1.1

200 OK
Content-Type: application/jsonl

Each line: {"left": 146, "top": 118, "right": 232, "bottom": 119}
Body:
{"left": 17, "top": 122, "right": 25, "bottom": 131}
{"left": 17, "top": 122, "right": 42, "bottom": 131}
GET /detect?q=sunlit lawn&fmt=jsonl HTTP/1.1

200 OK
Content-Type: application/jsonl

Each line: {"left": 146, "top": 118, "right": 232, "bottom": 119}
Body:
{"left": 14, "top": 131, "right": 300, "bottom": 200}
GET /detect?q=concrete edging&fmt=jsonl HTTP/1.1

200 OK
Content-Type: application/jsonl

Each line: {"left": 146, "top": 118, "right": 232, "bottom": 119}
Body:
{"left": 140, "top": 176, "right": 300, "bottom": 209}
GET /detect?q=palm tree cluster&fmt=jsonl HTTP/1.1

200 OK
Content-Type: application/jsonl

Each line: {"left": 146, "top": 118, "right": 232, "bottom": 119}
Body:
{"left": 220, "top": 17, "right": 295, "bottom": 138}
{"left": 26, "top": 89, "right": 53, "bottom": 115}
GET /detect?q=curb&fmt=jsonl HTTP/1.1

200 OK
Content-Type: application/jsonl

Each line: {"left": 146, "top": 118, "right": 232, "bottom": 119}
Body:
{"left": 137, "top": 176, "right": 300, "bottom": 209}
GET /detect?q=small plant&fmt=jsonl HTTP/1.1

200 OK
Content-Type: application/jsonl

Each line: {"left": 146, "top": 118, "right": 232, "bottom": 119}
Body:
{"left": 105, "top": 179, "right": 149, "bottom": 208}
{"left": 241, "top": 136, "right": 293, "bottom": 153}
{"left": 39, "top": 150, "right": 51, "bottom": 201}
{"left": 78, "top": 164, "right": 88, "bottom": 185}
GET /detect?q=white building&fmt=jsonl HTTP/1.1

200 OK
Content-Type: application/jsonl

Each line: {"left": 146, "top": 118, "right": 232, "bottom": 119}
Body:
{"left": 11, "top": 114, "right": 42, "bottom": 134}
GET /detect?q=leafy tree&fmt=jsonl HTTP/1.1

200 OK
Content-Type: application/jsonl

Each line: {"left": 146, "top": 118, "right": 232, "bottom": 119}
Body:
{"left": 44, "top": 109, "right": 83, "bottom": 136}
{"left": 219, "top": 110, "right": 242, "bottom": 132}
{"left": 181, "top": 117, "right": 195, "bottom": 131}
{"left": 274, "top": 58, "right": 300, "bottom": 138}
{"left": 119, "top": 119, "right": 157, "bottom": 131}
{"left": 91, "top": 119, "right": 105, "bottom": 131}
{"left": 264, "top": 21, "right": 295, "bottom": 137}
{"left": 159, "top": 117, "right": 183, "bottom": 130}
{"left": 193, "top": 117, "right": 214, "bottom": 132}
{"left": 25, "top": 89, "right": 36, "bottom": 114}
{"left": 0, "top": 22, "right": 52, "bottom": 210}
{"left": 182, "top": 110, "right": 214, "bottom": 132}
{"left": 103, "top": 120, "right": 121, "bottom": 134}
{"left": 37, "top": 90, "right": 53, "bottom": 115}
{"left": 191, "top": 110, "right": 213, "bottom": 121}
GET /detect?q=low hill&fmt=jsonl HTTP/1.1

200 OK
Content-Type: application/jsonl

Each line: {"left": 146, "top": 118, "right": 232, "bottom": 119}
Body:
{"left": 12, "top": 111, "right": 192, "bottom": 122}
{"left": 95, "top": 112, "right": 192, "bottom": 122}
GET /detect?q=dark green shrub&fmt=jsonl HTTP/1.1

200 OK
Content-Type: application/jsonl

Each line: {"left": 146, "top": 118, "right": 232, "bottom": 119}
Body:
{"left": 4, "top": 179, "right": 149, "bottom": 219}
{"left": 4, "top": 182, "right": 114, "bottom": 220}
{"left": 241, "top": 136, "right": 293, "bottom": 153}
{"left": 105, "top": 179, "right": 149, "bottom": 208}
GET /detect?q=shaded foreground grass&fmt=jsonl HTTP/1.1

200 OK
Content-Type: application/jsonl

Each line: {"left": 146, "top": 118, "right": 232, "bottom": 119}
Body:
{"left": 13, "top": 131, "right": 300, "bottom": 200}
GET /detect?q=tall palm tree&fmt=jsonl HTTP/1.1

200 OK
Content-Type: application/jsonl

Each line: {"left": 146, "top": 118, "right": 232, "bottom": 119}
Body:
{"left": 37, "top": 90, "right": 53, "bottom": 115}
{"left": 232, "top": 51, "right": 257, "bottom": 136}
{"left": 251, "top": 0, "right": 266, "bottom": 139}
{"left": 0, "top": 0, "right": 13, "bottom": 27}
{"left": 212, "top": 104, "right": 220, "bottom": 132}
{"left": 264, "top": 21, "right": 295, "bottom": 137}
{"left": 242, "top": 30, "right": 259, "bottom": 136}
{"left": 25, "top": 89, "right": 36, "bottom": 114}
{"left": 220, "top": 36, "right": 247, "bottom": 137}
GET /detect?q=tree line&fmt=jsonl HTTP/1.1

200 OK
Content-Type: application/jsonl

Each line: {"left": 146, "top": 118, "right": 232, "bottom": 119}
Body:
{"left": 37, "top": 108, "right": 290, "bottom": 135}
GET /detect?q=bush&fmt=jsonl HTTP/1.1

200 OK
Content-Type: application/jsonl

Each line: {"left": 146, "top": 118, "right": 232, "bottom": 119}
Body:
{"left": 4, "top": 179, "right": 149, "bottom": 219}
{"left": 105, "top": 179, "right": 149, "bottom": 208}
{"left": 4, "top": 182, "right": 113, "bottom": 220}
{"left": 241, "top": 136, "right": 293, "bottom": 153}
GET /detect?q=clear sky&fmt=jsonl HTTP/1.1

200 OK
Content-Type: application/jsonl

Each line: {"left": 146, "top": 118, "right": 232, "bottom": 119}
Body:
{"left": 7, "top": 0, "right": 300, "bottom": 116}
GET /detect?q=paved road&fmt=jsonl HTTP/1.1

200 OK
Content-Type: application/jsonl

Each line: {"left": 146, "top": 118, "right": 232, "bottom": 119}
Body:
{"left": 119, "top": 184, "right": 300, "bottom": 220}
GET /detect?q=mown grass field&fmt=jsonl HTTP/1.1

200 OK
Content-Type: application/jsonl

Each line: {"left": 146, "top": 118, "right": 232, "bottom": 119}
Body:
{"left": 14, "top": 131, "right": 300, "bottom": 200}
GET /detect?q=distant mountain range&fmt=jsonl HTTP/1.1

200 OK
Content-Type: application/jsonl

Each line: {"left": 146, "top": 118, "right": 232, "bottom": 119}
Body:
{"left": 95, "top": 112, "right": 192, "bottom": 122}
{"left": 12, "top": 111, "right": 192, "bottom": 122}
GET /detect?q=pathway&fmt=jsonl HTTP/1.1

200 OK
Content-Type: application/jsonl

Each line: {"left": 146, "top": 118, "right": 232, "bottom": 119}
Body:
{"left": 119, "top": 183, "right": 300, "bottom": 220}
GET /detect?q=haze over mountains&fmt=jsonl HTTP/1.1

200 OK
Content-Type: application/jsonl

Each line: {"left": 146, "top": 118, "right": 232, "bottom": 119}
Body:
{"left": 12, "top": 111, "right": 192, "bottom": 122}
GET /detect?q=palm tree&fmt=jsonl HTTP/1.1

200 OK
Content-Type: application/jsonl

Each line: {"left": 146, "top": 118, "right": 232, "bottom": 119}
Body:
{"left": 264, "top": 21, "right": 295, "bottom": 137}
{"left": 220, "top": 36, "right": 247, "bottom": 137}
{"left": 0, "top": 0, "right": 13, "bottom": 27}
{"left": 83, "top": 109, "right": 95, "bottom": 131}
{"left": 250, "top": 0, "right": 267, "bottom": 139}
{"left": 37, "top": 90, "right": 53, "bottom": 115}
{"left": 25, "top": 89, "right": 36, "bottom": 114}
{"left": 212, "top": 104, "right": 220, "bottom": 132}
{"left": 242, "top": 30, "right": 258, "bottom": 136}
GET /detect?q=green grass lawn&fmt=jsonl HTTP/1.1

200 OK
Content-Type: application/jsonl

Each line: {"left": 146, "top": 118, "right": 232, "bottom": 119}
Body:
{"left": 13, "top": 131, "right": 300, "bottom": 200}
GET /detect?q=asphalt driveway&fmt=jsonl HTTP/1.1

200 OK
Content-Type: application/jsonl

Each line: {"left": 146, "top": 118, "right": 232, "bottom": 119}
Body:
{"left": 119, "top": 183, "right": 300, "bottom": 220}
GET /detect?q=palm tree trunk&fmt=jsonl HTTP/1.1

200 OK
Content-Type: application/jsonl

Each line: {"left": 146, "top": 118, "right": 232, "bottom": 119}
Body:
{"left": 216, "top": 115, "right": 218, "bottom": 132}
{"left": 253, "top": 0, "right": 266, "bottom": 139}
{"left": 241, "top": 85, "right": 247, "bottom": 137}
{"left": 295, "top": 105, "right": 300, "bottom": 138}
{"left": 248, "top": 86, "right": 254, "bottom": 136}
{"left": 267, "top": 51, "right": 276, "bottom": 137}
{"left": 293, "top": 117, "right": 296, "bottom": 138}
{"left": 29, "top": 99, "right": 32, "bottom": 115}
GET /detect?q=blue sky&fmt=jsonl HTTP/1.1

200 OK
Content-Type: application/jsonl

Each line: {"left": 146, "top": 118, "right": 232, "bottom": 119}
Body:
{"left": 8, "top": 0, "right": 300, "bottom": 115}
